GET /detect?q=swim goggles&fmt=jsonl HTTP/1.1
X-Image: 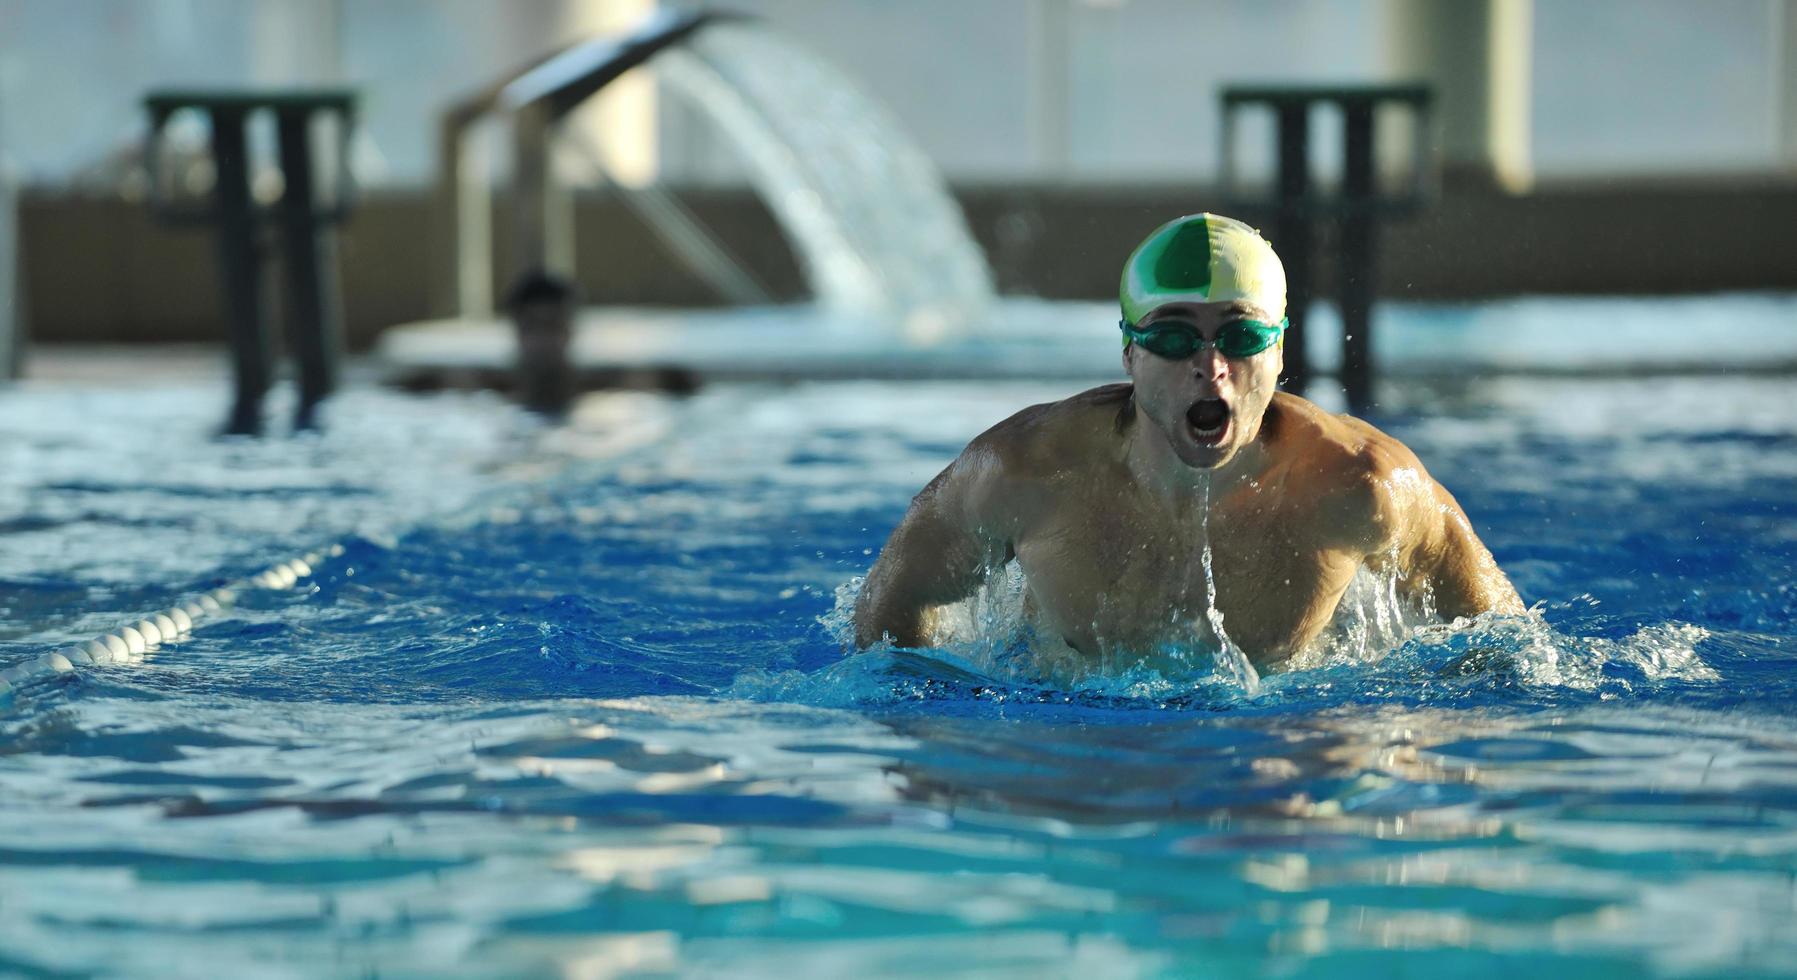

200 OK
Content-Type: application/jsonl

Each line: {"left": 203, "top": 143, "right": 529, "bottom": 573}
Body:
{"left": 1119, "top": 316, "right": 1288, "bottom": 359}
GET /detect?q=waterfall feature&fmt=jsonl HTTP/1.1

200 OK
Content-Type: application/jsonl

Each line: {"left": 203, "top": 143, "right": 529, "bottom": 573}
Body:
{"left": 655, "top": 24, "right": 996, "bottom": 337}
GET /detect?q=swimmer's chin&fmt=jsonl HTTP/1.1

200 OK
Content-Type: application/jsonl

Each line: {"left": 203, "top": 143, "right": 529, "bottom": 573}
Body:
{"left": 1174, "top": 431, "right": 1243, "bottom": 470}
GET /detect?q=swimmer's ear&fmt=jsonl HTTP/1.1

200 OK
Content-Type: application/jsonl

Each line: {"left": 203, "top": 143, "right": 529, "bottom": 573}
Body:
{"left": 1121, "top": 342, "right": 1135, "bottom": 376}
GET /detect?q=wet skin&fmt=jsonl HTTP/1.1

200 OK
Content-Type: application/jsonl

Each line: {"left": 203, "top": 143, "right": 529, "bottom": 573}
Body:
{"left": 853, "top": 299, "right": 1525, "bottom": 670}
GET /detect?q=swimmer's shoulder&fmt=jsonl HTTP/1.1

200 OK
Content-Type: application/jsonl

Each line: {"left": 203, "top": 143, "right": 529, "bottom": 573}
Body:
{"left": 927, "top": 384, "right": 1126, "bottom": 537}
{"left": 1267, "top": 392, "right": 1425, "bottom": 477}
{"left": 963, "top": 383, "right": 1132, "bottom": 476}
{"left": 1265, "top": 392, "right": 1434, "bottom": 541}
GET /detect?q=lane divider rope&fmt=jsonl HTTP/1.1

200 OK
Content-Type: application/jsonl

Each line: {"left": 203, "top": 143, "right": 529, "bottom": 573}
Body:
{"left": 0, "top": 543, "right": 346, "bottom": 700}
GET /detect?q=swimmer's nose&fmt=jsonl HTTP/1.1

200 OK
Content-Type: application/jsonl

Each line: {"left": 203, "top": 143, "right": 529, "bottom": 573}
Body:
{"left": 1195, "top": 346, "right": 1229, "bottom": 386}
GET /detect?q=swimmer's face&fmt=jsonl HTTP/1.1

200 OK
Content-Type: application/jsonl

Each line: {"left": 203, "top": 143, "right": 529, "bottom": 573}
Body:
{"left": 1123, "top": 300, "right": 1283, "bottom": 470}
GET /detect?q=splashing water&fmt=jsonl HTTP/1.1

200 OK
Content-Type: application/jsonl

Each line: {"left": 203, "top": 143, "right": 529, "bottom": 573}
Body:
{"left": 802, "top": 566, "right": 1718, "bottom": 711}
{"left": 1281, "top": 555, "right": 1434, "bottom": 671}
{"left": 1197, "top": 475, "right": 1261, "bottom": 692}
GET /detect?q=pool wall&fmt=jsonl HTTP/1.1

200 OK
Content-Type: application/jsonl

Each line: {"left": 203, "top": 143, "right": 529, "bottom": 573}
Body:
{"left": 18, "top": 177, "right": 1797, "bottom": 346}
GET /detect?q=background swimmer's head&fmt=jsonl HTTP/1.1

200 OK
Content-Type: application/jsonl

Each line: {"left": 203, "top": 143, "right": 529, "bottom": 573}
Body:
{"left": 1119, "top": 214, "right": 1288, "bottom": 472}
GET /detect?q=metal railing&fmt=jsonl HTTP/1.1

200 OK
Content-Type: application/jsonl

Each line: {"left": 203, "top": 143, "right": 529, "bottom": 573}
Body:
{"left": 435, "top": 9, "right": 753, "bottom": 319}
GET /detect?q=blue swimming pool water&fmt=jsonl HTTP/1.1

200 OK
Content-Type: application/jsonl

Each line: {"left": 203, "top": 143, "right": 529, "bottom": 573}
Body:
{"left": 2, "top": 355, "right": 1796, "bottom": 976}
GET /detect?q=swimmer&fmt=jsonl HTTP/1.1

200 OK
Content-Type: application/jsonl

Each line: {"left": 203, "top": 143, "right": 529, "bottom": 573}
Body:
{"left": 854, "top": 213, "right": 1523, "bottom": 669}
{"left": 506, "top": 270, "right": 577, "bottom": 417}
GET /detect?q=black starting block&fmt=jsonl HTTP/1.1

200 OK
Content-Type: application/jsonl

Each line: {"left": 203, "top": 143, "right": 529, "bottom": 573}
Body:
{"left": 1220, "top": 84, "right": 1433, "bottom": 411}
{"left": 145, "top": 89, "right": 356, "bottom": 434}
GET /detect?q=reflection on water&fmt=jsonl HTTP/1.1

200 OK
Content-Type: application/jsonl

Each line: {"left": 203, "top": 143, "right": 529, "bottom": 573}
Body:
{"left": 9, "top": 692, "right": 1797, "bottom": 975}
{"left": 1, "top": 370, "right": 1795, "bottom": 975}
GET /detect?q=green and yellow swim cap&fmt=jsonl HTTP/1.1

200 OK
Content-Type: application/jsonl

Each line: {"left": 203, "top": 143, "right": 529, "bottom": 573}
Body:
{"left": 1119, "top": 213, "right": 1287, "bottom": 329}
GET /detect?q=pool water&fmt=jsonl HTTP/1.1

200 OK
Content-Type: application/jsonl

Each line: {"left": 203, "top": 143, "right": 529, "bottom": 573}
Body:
{"left": 1, "top": 358, "right": 1795, "bottom": 976}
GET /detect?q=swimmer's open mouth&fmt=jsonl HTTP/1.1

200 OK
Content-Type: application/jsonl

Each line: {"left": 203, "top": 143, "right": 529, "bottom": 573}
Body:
{"left": 1186, "top": 397, "right": 1231, "bottom": 444}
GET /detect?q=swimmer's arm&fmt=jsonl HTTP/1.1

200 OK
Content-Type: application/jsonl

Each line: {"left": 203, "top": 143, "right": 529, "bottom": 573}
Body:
{"left": 854, "top": 452, "right": 1009, "bottom": 649}
{"left": 1350, "top": 446, "right": 1525, "bottom": 620}
{"left": 1413, "top": 481, "right": 1526, "bottom": 618}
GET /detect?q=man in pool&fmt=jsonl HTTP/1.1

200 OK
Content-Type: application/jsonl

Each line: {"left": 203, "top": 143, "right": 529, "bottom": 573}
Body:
{"left": 853, "top": 213, "right": 1523, "bottom": 670}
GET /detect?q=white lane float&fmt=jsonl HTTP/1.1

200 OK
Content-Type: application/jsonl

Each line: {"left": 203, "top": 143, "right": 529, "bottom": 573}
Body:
{"left": 0, "top": 542, "right": 345, "bottom": 700}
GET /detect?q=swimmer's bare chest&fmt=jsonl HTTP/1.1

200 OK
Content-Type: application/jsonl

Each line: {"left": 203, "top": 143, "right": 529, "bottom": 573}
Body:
{"left": 1008, "top": 486, "right": 1362, "bottom": 665}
